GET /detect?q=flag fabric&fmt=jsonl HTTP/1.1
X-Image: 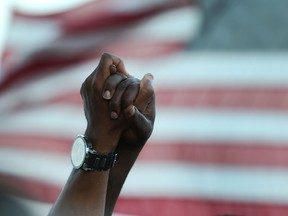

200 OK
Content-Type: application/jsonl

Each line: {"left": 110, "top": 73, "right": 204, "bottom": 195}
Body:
{"left": 1, "top": 1, "right": 288, "bottom": 215}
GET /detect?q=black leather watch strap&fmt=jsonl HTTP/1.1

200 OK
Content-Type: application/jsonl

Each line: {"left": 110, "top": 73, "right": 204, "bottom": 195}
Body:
{"left": 83, "top": 152, "right": 117, "bottom": 171}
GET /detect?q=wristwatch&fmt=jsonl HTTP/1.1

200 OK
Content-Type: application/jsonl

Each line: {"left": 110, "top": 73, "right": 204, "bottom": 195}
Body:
{"left": 70, "top": 134, "right": 117, "bottom": 171}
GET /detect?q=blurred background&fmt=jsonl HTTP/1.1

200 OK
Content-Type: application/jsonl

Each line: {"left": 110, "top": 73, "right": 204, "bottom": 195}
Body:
{"left": 1, "top": 0, "right": 288, "bottom": 215}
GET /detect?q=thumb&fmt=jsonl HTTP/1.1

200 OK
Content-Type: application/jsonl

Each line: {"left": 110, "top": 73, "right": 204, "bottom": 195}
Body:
{"left": 123, "top": 105, "right": 152, "bottom": 138}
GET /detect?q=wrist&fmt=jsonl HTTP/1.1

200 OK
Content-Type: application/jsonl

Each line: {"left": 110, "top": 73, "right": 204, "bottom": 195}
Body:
{"left": 85, "top": 130, "right": 120, "bottom": 154}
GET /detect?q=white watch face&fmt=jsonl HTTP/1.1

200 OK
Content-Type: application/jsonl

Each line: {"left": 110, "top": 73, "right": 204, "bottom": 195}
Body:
{"left": 71, "top": 136, "right": 87, "bottom": 169}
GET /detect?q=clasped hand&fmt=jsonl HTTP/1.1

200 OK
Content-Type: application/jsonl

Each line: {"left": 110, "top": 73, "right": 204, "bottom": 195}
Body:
{"left": 80, "top": 53, "right": 156, "bottom": 154}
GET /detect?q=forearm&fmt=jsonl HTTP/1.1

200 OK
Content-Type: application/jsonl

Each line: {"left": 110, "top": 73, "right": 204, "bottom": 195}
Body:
{"left": 105, "top": 142, "right": 144, "bottom": 216}
{"left": 48, "top": 133, "right": 119, "bottom": 216}
{"left": 49, "top": 169, "right": 110, "bottom": 216}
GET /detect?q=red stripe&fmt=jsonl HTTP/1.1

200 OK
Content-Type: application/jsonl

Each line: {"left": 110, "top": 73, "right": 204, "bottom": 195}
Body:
{"left": 156, "top": 87, "right": 288, "bottom": 109}
{"left": 1, "top": 174, "right": 288, "bottom": 216}
{"left": 37, "top": 86, "right": 288, "bottom": 110}
{"left": 1, "top": 134, "right": 288, "bottom": 168}
{"left": 12, "top": 2, "right": 192, "bottom": 35}
{"left": 0, "top": 134, "right": 72, "bottom": 153}
{"left": 140, "top": 142, "right": 288, "bottom": 168}
{"left": 0, "top": 174, "right": 61, "bottom": 203}
{"left": 104, "top": 40, "right": 185, "bottom": 59}
{"left": 4, "top": 87, "right": 288, "bottom": 113}
{"left": 115, "top": 197, "right": 288, "bottom": 216}
{"left": 60, "top": 3, "right": 191, "bottom": 35}
{"left": 0, "top": 50, "right": 99, "bottom": 92}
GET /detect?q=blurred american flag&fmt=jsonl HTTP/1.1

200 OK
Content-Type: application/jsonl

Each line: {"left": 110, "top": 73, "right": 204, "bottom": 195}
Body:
{"left": 1, "top": 0, "right": 288, "bottom": 215}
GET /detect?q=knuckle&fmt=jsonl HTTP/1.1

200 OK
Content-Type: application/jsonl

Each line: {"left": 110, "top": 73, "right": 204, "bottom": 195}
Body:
{"left": 85, "top": 76, "right": 93, "bottom": 88}
{"left": 117, "top": 59, "right": 123, "bottom": 67}
{"left": 116, "top": 72, "right": 127, "bottom": 79}
{"left": 101, "top": 52, "right": 111, "bottom": 60}
{"left": 104, "top": 73, "right": 124, "bottom": 90}
{"left": 137, "top": 120, "right": 153, "bottom": 140}
{"left": 120, "top": 78, "right": 139, "bottom": 89}
{"left": 122, "top": 83, "right": 139, "bottom": 108}
{"left": 80, "top": 82, "right": 85, "bottom": 96}
{"left": 99, "top": 53, "right": 112, "bottom": 69}
{"left": 118, "top": 79, "right": 129, "bottom": 91}
{"left": 131, "top": 80, "right": 141, "bottom": 89}
{"left": 132, "top": 78, "right": 141, "bottom": 85}
{"left": 127, "top": 79, "right": 140, "bottom": 89}
{"left": 144, "top": 120, "right": 153, "bottom": 136}
{"left": 80, "top": 77, "right": 90, "bottom": 95}
{"left": 142, "top": 129, "right": 152, "bottom": 140}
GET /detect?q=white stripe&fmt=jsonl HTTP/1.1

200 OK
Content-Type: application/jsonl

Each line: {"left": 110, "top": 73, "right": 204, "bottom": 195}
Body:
{"left": 0, "top": 148, "right": 71, "bottom": 185}
{"left": 127, "top": 7, "right": 201, "bottom": 41}
{"left": 114, "top": 0, "right": 184, "bottom": 13}
{"left": 14, "top": 0, "right": 93, "bottom": 14}
{"left": 1, "top": 105, "right": 288, "bottom": 144}
{"left": 127, "top": 51, "right": 288, "bottom": 87}
{"left": 0, "top": 105, "right": 87, "bottom": 139}
{"left": 6, "top": 18, "right": 60, "bottom": 60}
{"left": 153, "top": 107, "right": 288, "bottom": 144}
{"left": 125, "top": 161, "right": 288, "bottom": 204}
{"left": 1, "top": 148, "right": 288, "bottom": 204}
{"left": 0, "top": 0, "right": 13, "bottom": 71}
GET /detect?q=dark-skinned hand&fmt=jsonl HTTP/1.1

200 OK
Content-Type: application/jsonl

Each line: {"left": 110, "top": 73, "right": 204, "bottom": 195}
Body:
{"left": 102, "top": 62, "right": 155, "bottom": 149}
{"left": 80, "top": 53, "right": 131, "bottom": 153}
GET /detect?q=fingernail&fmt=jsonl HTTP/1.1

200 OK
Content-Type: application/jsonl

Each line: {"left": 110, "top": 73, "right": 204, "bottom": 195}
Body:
{"left": 111, "top": 111, "right": 118, "bottom": 119}
{"left": 146, "top": 73, "right": 154, "bottom": 81}
{"left": 103, "top": 90, "right": 111, "bottom": 99}
{"left": 126, "top": 105, "right": 135, "bottom": 118}
{"left": 130, "top": 105, "right": 136, "bottom": 117}
{"left": 110, "top": 64, "right": 117, "bottom": 73}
